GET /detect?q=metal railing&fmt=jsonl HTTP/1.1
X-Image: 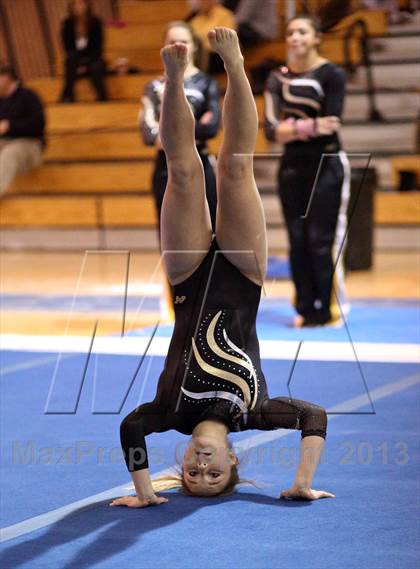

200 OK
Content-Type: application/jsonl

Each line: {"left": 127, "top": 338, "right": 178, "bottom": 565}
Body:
{"left": 343, "top": 18, "right": 384, "bottom": 122}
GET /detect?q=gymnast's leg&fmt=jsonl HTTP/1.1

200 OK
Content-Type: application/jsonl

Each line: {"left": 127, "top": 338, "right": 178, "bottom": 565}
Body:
{"left": 159, "top": 43, "right": 212, "bottom": 285}
{"left": 208, "top": 27, "right": 267, "bottom": 285}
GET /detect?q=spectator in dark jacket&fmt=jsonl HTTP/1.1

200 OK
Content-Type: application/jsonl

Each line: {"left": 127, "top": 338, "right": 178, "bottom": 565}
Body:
{"left": 59, "top": 0, "right": 108, "bottom": 102}
{"left": 0, "top": 63, "right": 45, "bottom": 196}
{"left": 235, "top": 0, "right": 278, "bottom": 46}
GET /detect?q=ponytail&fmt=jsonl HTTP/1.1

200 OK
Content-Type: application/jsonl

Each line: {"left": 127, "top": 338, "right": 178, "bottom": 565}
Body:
{"left": 152, "top": 473, "right": 184, "bottom": 492}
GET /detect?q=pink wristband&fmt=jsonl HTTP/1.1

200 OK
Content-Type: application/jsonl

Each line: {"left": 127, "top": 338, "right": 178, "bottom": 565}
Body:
{"left": 285, "top": 117, "right": 298, "bottom": 137}
{"left": 296, "top": 119, "right": 317, "bottom": 138}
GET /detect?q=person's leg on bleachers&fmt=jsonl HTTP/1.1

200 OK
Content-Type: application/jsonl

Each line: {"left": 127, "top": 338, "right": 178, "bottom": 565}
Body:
{"left": 0, "top": 139, "right": 43, "bottom": 196}
{"left": 60, "top": 53, "right": 78, "bottom": 102}
{"left": 88, "top": 58, "right": 108, "bottom": 102}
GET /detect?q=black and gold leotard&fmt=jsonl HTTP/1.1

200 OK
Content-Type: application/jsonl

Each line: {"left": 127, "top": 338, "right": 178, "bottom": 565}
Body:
{"left": 120, "top": 239, "right": 327, "bottom": 471}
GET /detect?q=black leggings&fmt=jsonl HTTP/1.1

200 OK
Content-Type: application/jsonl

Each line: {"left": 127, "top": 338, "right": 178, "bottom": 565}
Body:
{"left": 152, "top": 148, "right": 217, "bottom": 232}
{"left": 278, "top": 153, "right": 346, "bottom": 323}
{"left": 61, "top": 52, "right": 107, "bottom": 101}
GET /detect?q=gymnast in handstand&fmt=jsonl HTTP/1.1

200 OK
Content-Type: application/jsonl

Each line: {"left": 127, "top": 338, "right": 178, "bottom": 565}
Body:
{"left": 111, "top": 28, "right": 335, "bottom": 507}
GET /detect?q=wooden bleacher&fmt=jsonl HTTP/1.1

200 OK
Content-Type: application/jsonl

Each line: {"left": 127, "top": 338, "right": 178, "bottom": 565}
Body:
{"left": 0, "top": 196, "right": 99, "bottom": 227}
{"left": 245, "top": 8, "right": 387, "bottom": 68}
{"left": 328, "top": 8, "right": 388, "bottom": 36}
{"left": 4, "top": 183, "right": 417, "bottom": 229}
{"left": 28, "top": 75, "right": 149, "bottom": 104}
{"left": 244, "top": 36, "right": 362, "bottom": 69}
{"left": 51, "top": 7, "right": 388, "bottom": 75}
{"left": 0, "top": 195, "right": 157, "bottom": 227}
{"left": 7, "top": 163, "right": 153, "bottom": 194}
{"left": 118, "top": 1, "right": 190, "bottom": 25}
{"left": 117, "top": 2, "right": 387, "bottom": 35}
{"left": 43, "top": 129, "right": 271, "bottom": 162}
{"left": 46, "top": 102, "right": 140, "bottom": 133}
{"left": 54, "top": 48, "right": 163, "bottom": 75}
{"left": 2, "top": 5, "right": 416, "bottom": 235}
{"left": 45, "top": 97, "right": 264, "bottom": 134}
{"left": 44, "top": 131, "right": 154, "bottom": 161}
{"left": 375, "top": 192, "right": 420, "bottom": 225}
{"left": 43, "top": 129, "right": 270, "bottom": 162}
{"left": 53, "top": 35, "right": 363, "bottom": 75}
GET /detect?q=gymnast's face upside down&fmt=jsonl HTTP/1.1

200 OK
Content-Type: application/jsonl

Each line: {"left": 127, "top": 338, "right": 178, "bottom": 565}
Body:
{"left": 182, "top": 432, "right": 239, "bottom": 497}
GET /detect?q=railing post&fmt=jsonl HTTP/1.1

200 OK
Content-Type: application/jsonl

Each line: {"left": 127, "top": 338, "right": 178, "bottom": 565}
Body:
{"left": 35, "top": 0, "right": 55, "bottom": 77}
{"left": 0, "top": 0, "right": 18, "bottom": 73}
{"left": 343, "top": 19, "right": 384, "bottom": 123}
{"left": 286, "top": 0, "right": 296, "bottom": 21}
{"left": 110, "top": 0, "right": 119, "bottom": 19}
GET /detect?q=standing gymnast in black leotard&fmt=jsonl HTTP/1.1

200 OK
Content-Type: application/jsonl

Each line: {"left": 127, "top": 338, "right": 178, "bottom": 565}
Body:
{"left": 111, "top": 28, "right": 334, "bottom": 508}
{"left": 264, "top": 15, "right": 350, "bottom": 328}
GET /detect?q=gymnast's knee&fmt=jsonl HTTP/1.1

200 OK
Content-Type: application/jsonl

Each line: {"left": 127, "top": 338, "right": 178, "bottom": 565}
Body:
{"left": 217, "top": 155, "right": 252, "bottom": 182}
{"left": 168, "top": 160, "right": 199, "bottom": 187}
{"left": 301, "top": 404, "right": 327, "bottom": 440}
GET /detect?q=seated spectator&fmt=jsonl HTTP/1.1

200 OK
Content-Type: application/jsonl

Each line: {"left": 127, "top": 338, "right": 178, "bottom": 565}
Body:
{"left": 59, "top": 0, "right": 108, "bottom": 102}
{"left": 0, "top": 63, "right": 45, "bottom": 197}
{"left": 362, "top": 0, "right": 416, "bottom": 23}
{"left": 235, "top": 0, "right": 279, "bottom": 46}
{"left": 189, "top": 0, "right": 236, "bottom": 73}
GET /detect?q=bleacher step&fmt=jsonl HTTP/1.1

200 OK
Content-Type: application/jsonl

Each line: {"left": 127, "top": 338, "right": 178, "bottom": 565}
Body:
{"left": 9, "top": 153, "right": 417, "bottom": 197}
{"left": 386, "top": 11, "right": 420, "bottom": 34}
{"left": 44, "top": 93, "right": 418, "bottom": 135}
{"left": 370, "top": 34, "right": 420, "bottom": 61}
{"left": 347, "top": 62, "right": 420, "bottom": 91}
{"left": 118, "top": 1, "right": 189, "bottom": 24}
{"left": 8, "top": 163, "right": 153, "bottom": 194}
{"left": 30, "top": 74, "right": 418, "bottom": 107}
{"left": 343, "top": 91, "right": 419, "bottom": 121}
{"left": 1, "top": 190, "right": 417, "bottom": 230}
{"left": 1, "top": 225, "right": 418, "bottom": 252}
{"left": 42, "top": 122, "right": 417, "bottom": 162}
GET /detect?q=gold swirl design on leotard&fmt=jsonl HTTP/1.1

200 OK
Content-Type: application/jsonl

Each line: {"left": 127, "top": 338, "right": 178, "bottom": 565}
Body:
{"left": 191, "top": 338, "right": 252, "bottom": 407}
{"left": 187, "top": 310, "right": 260, "bottom": 411}
{"left": 282, "top": 78, "right": 322, "bottom": 112}
{"left": 206, "top": 311, "right": 258, "bottom": 410}
{"left": 181, "top": 387, "right": 248, "bottom": 415}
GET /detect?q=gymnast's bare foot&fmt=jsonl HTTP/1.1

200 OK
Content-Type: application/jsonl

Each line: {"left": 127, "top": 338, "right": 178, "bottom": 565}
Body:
{"left": 207, "top": 27, "right": 244, "bottom": 70}
{"left": 160, "top": 43, "right": 188, "bottom": 82}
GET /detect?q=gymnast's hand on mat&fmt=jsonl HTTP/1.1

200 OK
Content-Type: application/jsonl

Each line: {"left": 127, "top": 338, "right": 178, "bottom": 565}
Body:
{"left": 109, "top": 494, "right": 168, "bottom": 508}
{"left": 279, "top": 486, "right": 336, "bottom": 501}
